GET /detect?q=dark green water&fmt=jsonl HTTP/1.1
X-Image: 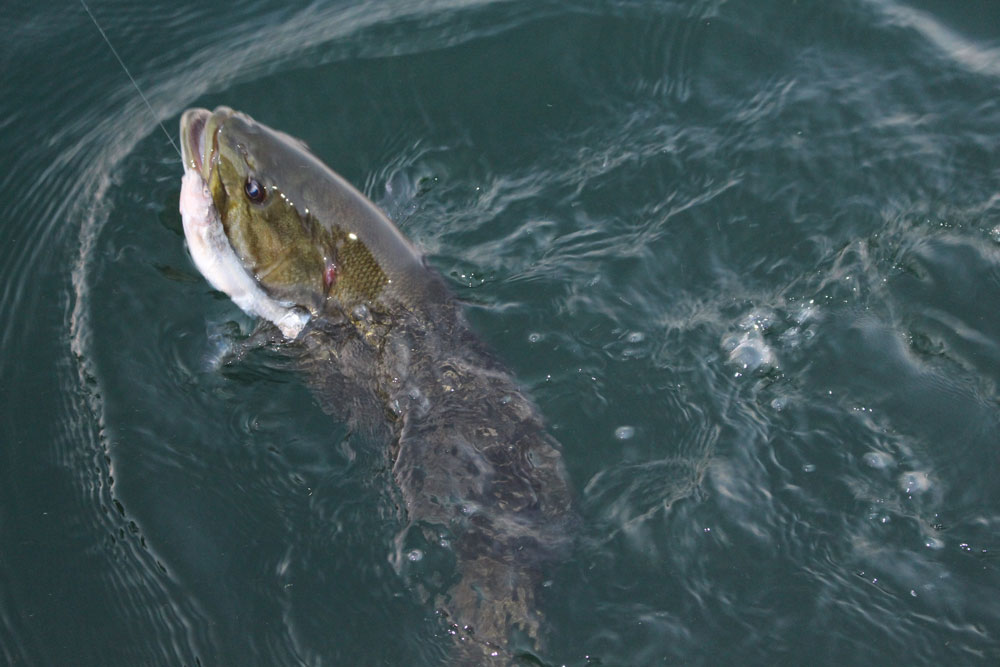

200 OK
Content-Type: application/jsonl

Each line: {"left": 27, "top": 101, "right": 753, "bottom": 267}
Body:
{"left": 3, "top": 0, "right": 1000, "bottom": 664}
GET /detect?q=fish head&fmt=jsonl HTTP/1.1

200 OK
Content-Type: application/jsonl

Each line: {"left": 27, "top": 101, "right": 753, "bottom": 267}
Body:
{"left": 181, "top": 105, "right": 437, "bottom": 334}
{"left": 181, "top": 106, "right": 329, "bottom": 313}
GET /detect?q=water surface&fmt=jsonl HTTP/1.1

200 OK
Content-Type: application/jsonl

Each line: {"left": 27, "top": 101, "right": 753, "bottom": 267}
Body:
{"left": 2, "top": 0, "right": 1000, "bottom": 664}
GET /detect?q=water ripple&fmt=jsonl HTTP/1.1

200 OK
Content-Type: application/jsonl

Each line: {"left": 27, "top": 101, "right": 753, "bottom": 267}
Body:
{"left": 4, "top": 0, "right": 1000, "bottom": 663}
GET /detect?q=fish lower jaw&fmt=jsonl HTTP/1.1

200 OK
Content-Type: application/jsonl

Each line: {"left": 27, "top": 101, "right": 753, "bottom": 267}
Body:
{"left": 179, "top": 168, "right": 310, "bottom": 339}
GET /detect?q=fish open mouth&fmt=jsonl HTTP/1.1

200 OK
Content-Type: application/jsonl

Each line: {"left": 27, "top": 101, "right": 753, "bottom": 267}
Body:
{"left": 180, "top": 108, "right": 210, "bottom": 175}
{"left": 180, "top": 107, "right": 237, "bottom": 180}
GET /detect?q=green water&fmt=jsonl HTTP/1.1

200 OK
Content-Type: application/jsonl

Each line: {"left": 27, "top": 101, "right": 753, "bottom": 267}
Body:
{"left": 3, "top": 0, "right": 1000, "bottom": 664}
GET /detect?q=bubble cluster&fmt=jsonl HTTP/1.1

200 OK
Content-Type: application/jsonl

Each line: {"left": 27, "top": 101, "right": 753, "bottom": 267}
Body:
{"left": 722, "top": 302, "right": 821, "bottom": 374}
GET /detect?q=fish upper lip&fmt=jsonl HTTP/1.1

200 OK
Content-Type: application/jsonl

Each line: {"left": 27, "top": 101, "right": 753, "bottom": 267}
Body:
{"left": 181, "top": 107, "right": 239, "bottom": 180}
{"left": 180, "top": 108, "right": 211, "bottom": 176}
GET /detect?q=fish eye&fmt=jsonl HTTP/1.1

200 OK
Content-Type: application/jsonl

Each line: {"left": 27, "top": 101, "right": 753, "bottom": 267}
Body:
{"left": 244, "top": 177, "right": 266, "bottom": 204}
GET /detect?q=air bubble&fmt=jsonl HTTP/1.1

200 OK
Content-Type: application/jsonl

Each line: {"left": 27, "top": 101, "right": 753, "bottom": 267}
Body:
{"left": 726, "top": 333, "right": 777, "bottom": 371}
{"left": 407, "top": 549, "right": 423, "bottom": 562}
{"left": 614, "top": 425, "right": 635, "bottom": 440}
{"left": 863, "top": 452, "right": 894, "bottom": 469}
{"left": 900, "top": 471, "right": 931, "bottom": 494}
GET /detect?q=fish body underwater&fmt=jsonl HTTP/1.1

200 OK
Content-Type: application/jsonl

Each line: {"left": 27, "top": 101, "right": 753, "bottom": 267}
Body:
{"left": 178, "top": 107, "right": 575, "bottom": 664}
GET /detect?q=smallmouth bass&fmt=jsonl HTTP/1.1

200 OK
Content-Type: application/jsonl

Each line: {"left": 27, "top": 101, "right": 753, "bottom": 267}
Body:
{"left": 179, "top": 107, "right": 575, "bottom": 665}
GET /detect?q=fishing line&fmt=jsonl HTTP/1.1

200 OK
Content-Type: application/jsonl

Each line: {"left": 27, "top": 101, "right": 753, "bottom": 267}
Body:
{"left": 78, "top": 0, "right": 182, "bottom": 158}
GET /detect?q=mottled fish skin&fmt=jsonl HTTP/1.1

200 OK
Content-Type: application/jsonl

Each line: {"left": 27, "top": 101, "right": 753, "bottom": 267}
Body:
{"left": 179, "top": 107, "right": 575, "bottom": 664}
